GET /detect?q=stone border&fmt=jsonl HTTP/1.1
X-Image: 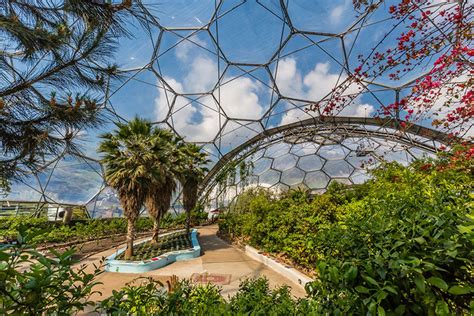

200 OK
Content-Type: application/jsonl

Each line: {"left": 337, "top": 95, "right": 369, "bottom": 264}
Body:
{"left": 245, "top": 245, "right": 313, "bottom": 289}
{"left": 105, "top": 229, "right": 200, "bottom": 273}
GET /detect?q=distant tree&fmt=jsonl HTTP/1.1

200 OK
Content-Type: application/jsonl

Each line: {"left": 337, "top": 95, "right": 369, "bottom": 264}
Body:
{"left": 0, "top": 0, "right": 151, "bottom": 193}
{"left": 176, "top": 143, "right": 209, "bottom": 234}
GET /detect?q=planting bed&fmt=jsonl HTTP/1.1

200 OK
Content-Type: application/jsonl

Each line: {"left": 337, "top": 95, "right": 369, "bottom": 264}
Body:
{"left": 116, "top": 231, "right": 192, "bottom": 261}
{"left": 105, "top": 229, "right": 200, "bottom": 273}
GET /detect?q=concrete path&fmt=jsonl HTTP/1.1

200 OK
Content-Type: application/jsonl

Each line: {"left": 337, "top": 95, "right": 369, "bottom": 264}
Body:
{"left": 82, "top": 225, "right": 306, "bottom": 301}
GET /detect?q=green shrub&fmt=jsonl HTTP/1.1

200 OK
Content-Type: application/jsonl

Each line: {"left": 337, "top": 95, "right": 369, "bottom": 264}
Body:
{"left": 229, "top": 277, "right": 314, "bottom": 315}
{"left": 0, "top": 227, "right": 102, "bottom": 315}
{"left": 0, "top": 214, "right": 199, "bottom": 245}
{"left": 219, "top": 153, "right": 474, "bottom": 314}
{"left": 100, "top": 278, "right": 227, "bottom": 315}
{"left": 99, "top": 277, "right": 313, "bottom": 315}
{"left": 306, "top": 162, "right": 474, "bottom": 315}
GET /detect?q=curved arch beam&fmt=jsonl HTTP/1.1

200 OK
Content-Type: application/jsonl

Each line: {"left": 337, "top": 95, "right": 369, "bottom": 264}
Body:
{"left": 201, "top": 116, "right": 460, "bottom": 191}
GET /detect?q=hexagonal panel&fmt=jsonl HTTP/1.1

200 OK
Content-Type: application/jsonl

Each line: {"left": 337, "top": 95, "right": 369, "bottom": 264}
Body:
{"left": 298, "top": 155, "right": 325, "bottom": 172}
{"left": 258, "top": 169, "right": 281, "bottom": 187}
{"left": 323, "top": 160, "right": 355, "bottom": 178}
{"left": 272, "top": 154, "right": 298, "bottom": 171}
{"left": 318, "top": 145, "right": 350, "bottom": 160}
{"left": 346, "top": 156, "right": 375, "bottom": 170}
{"left": 304, "top": 171, "right": 330, "bottom": 189}
{"left": 252, "top": 158, "right": 272, "bottom": 175}
{"left": 210, "top": 1, "right": 291, "bottom": 64}
{"left": 264, "top": 142, "right": 291, "bottom": 158}
{"left": 286, "top": 0, "right": 358, "bottom": 34}
{"left": 280, "top": 168, "right": 305, "bottom": 186}
{"left": 290, "top": 143, "right": 318, "bottom": 156}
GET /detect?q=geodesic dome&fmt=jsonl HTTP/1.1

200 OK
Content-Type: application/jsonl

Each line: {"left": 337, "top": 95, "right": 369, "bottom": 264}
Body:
{"left": 3, "top": 1, "right": 469, "bottom": 217}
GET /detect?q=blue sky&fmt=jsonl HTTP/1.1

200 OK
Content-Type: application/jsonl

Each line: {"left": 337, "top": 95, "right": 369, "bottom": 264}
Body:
{"left": 6, "top": 0, "right": 457, "bottom": 206}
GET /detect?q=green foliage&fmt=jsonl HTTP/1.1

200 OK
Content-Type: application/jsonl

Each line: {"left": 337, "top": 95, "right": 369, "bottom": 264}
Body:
{"left": 115, "top": 231, "right": 192, "bottom": 261}
{"left": 219, "top": 155, "right": 474, "bottom": 314}
{"left": 229, "top": 277, "right": 314, "bottom": 315}
{"left": 0, "top": 226, "right": 102, "bottom": 315}
{"left": 100, "top": 278, "right": 224, "bottom": 315}
{"left": 99, "top": 277, "right": 313, "bottom": 315}
{"left": 100, "top": 277, "right": 166, "bottom": 315}
{"left": 0, "top": 216, "right": 196, "bottom": 245}
{"left": 173, "top": 208, "right": 209, "bottom": 227}
{"left": 1, "top": 0, "right": 150, "bottom": 187}
{"left": 221, "top": 186, "right": 351, "bottom": 268}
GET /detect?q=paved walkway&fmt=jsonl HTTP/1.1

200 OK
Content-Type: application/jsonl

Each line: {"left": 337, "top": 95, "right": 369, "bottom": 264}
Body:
{"left": 82, "top": 225, "right": 306, "bottom": 301}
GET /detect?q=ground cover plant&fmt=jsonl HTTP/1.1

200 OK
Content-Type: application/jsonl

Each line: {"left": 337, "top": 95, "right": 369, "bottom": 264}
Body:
{"left": 115, "top": 231, "right": 193, "bottom": 261}
{"left": 219, "top": 146, "right": 474, "bottom": 314}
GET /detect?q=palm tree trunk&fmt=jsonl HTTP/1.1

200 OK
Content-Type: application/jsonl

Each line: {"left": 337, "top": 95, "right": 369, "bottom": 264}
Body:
{"left": 151, "top": 215, "right": 161, "bottom": 243}
{"left": 125, "top": 217, "right": 135, "bottom": 259}
{"left": 185, "top": 207, "right": 191, "bottom": 235}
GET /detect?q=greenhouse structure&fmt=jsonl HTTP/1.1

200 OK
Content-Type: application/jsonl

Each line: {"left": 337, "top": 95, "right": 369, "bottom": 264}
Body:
{"left": 0, "top": 0, "right": 472, "bottom": 315}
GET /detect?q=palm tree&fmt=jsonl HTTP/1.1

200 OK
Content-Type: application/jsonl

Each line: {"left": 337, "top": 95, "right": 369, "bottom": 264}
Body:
{"left": 144, "top": 129, "right": 180, "bottom": 243}
{"left": 98, "top": 118, "right": 159, "bottom": 259}
{"left": 176, "top": 143, "right": 210, "bottom": 234}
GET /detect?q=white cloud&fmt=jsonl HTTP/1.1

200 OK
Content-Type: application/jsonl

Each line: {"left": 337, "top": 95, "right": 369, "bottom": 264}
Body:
{"left": 155, "top": 45, "right": 266, "bottom": 142}
{"left": 218, "top": 77, "right": 264, "bottom": 119}
{"left": 157, "top": 47, "right": 375, "bottom": 143}
{"left": 280, "top": 106, "right": 316, "bottom": 125}
{"left": 157, "top": 97, "right": 220, "bottom": 143}
{"left": 174, "top": 36, "right": 207, "bottom": 61}
{"left": 184, "top": 56, "right": 217, "bottom": 92}
{"left": 304, "top": 62, "right": 344, "bottom": 100}
{"left": 329, "top": 5, "right": 345, "bottom": 24}
{"left": 274, "top": 58, "right": 303, "bottom": 97}
{"left": 339, "top": 102, "right": 374, "bottom": 117}
{"left": 154, "top": 77, "right": 182, "bottom": 121}
{"left": 275, "top": 58, "right": 374, "bottom": 124}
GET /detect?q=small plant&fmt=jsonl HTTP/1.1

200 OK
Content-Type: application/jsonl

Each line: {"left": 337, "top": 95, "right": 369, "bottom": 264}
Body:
{"left": 0, "top": 225, "right": 102, "bottom": 314}
{"left": 98, "top": 276, "right": 312, "bottom": 315}
{"left": 99, "top": 277, "right": 225, "bottom": 315}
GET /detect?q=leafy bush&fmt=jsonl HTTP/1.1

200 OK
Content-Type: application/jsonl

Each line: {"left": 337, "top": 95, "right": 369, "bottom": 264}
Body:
{"left": 0, "top": 212, "right": 210, "bottom": 245}
{"left": 307, "top": 162, "right": 474, "bottom": 315}
{"left": 0, "top": 227, "right": 102, "bottom": 315}
{"left": 229, "top": 277, "right": 315, "bottom": 315}
{"left": 220, "top": 184, "right": 355, "bottom": 268}
{"left": 101, "top": 279, "right": 224, "bottom": 315}
{"left": 99, "top": 277, "right": 313, "bottom": 315}
{"left": 172, "top": 209, "right": 209, "bottom": 227}
{"left": 219, "top": 152, "right": 474, "bottom": 314}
